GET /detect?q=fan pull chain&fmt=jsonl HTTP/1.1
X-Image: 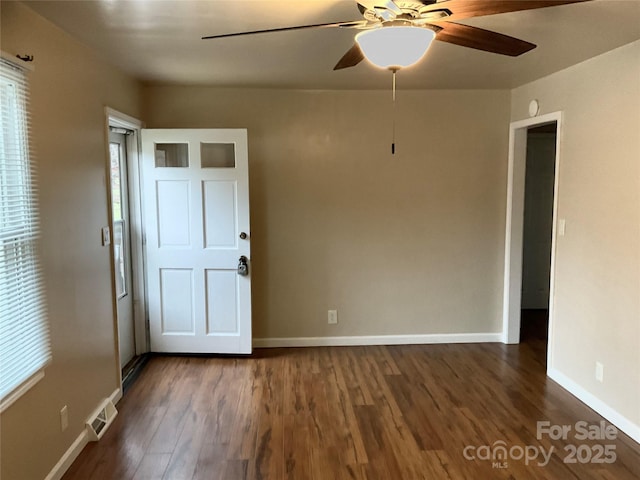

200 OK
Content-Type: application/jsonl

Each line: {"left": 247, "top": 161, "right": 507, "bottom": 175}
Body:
{"left": 392, "top": 69, "right": 397, "bottom": 155}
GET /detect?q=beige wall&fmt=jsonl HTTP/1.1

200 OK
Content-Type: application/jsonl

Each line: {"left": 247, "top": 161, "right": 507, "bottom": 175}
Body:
{"left": 512, "top": 41, "right": 640, "bottom": 427}
{"left": 143, "top": 86, "right": 511, "bottom": 339}
{"left": 0, "top": 3, "right": 141, "bottom": 480}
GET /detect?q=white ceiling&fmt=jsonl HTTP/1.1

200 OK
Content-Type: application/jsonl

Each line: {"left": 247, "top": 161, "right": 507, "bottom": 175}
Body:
{"left": 22, "top": 0, "right": 640, "bottom": 89}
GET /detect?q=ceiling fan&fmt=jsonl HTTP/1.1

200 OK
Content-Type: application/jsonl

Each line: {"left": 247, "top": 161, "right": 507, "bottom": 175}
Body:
{"left": 202, "top": 0, "right": 591, "bottom": 71}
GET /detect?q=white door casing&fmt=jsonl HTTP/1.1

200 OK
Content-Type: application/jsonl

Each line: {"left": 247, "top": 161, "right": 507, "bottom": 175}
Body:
{"left": 106, "top": 107, "right": 147, "bottom": 391}
{"left": 141, "top": 129, "right": 252, "bottom": 354}
{"left": 503, "top": 111, "right": 562, "bottom": 357}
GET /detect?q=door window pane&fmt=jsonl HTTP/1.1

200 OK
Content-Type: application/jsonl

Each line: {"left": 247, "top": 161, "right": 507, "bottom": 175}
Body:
{"left": 109, "top": 142, "right": 123, "bottom": 220}
{"left": 201, "top": 143, "right": 235, "bottom": 168}
{"left": 155, "top": 143, "right": 189, "bottom": 167}
{"left": 113, "top": 220, "right": 126, "bottom": 298}
{"left": 109, "top": 141, "right": 127, "bottom": 298}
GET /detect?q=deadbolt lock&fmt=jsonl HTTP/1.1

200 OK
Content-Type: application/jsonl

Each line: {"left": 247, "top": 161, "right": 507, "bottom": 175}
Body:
{"left": 237, "top": 256, "right": 249, "bottom": 276}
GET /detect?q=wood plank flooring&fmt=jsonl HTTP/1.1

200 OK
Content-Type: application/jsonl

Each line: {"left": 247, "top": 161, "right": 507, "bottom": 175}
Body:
{"left": 62, "top": 340, "right": 640, "bottom": 479}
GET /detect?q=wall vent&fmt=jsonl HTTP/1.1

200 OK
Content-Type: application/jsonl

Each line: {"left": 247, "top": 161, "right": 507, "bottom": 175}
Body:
{"left": 85, "top": 399, "right": 117, "bottom": 441}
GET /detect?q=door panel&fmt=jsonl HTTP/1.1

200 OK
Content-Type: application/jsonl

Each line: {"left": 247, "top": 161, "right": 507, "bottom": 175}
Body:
{"left": 142, "top": 129, "right": 251, "bottom": 354}
{"left": 160, "top": 268, "right": 195, "bottom": 334}
{"left": 203, "top": 181, "right": 237, "bottom": 248}
{"left": 156, "top": 180, "right": 191, "bottom": 247}
{"left": 205, "top": 269, "right": 239, "bottom": 334}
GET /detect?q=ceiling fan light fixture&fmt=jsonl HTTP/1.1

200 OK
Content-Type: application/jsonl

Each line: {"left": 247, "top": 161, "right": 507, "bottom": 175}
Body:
{"left": 355, "top": 26, "right": 436, "bottom": 70}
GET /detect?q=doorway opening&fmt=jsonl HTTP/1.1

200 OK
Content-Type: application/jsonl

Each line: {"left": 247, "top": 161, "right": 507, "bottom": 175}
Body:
{"left": 502, "top": 111, "right": 562, "bottom": 370}
{"left": 520, "top": 123, "right": 557, "bottom": 353}
{"left": 105, "top": 108, "right": 148, "bottom": 392}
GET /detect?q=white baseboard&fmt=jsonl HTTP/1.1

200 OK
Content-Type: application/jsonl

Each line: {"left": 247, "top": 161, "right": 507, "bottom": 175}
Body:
{"left": 253, "top": 332, "right": 502, "bottom": 348}
{"left": 44, "top": 387, "right": 121, "bottom": 480}
{"left": 548, "top": 367, "right": 640, "bottom": 445}
{"left": 43, "top": 428, "right": 89, "bottom": 480}
{"left": 110, "top": 386, "right": 122, "bottom": 405}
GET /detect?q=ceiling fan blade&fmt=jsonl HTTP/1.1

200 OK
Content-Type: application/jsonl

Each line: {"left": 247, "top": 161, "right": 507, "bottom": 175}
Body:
{"left": 384, "top": 0, "right": 404, "bottom": 14}
{"left": 337, "top": 20, "right": 372, "bottom": 29}
{"left": 425, "top": 0, "right": 590, "bottom": 22}
{"left": 436, "top": 22, "right": 536, "bottom": 56}
{"left": 333, "top": 43, "right": 365, "bottom": 70}
{"left": 202, "top": 20, "right": 358, "bottom": 40}
{"left": 359, "top": 0, "right": 403, "bottom": 13}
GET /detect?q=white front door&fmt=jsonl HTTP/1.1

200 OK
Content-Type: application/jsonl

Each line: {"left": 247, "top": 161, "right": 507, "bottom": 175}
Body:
{"left": 141, "top": 129, "right": 252, "bottom": 354}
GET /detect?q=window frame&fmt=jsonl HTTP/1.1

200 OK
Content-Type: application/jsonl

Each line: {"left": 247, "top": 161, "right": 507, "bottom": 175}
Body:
{"left": 0, "top": 53, "right": 51, "bottom": 413}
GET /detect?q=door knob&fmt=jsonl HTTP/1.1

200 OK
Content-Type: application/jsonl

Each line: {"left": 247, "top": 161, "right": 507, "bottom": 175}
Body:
{"left": 239, "top": 232, "right": 247, "bottom": 240}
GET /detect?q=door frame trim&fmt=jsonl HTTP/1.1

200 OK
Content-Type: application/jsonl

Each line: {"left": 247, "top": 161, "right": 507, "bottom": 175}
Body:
{"left": 105, "top": 108, "right": 148, "bottom": 377}
{"left": 502, "top": 111, "right": 562, "bottom": 368}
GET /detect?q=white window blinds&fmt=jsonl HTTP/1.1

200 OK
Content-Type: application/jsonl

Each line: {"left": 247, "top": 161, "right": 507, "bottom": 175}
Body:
{"left": 0, "top": 56, "right": 51, "bottom": 411}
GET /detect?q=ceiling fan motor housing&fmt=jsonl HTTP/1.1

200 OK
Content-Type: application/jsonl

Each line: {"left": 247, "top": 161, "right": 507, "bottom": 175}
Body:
{"left": 363, "top": 1, "right": 451, "bottom": 23}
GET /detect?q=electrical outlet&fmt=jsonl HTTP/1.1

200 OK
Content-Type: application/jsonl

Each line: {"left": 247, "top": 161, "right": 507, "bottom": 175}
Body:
{"left": 595, "top": 362, "right": 604, "bottom": 383}
{"left": 328, "top": 310, "right": 338, "bottom": 325}
{"left": 60, "top": 405, "right": 69, "bottom": 431}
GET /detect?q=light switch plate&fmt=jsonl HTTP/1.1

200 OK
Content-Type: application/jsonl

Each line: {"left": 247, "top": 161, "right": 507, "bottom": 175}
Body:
{"left": 102, "top": 226, "right": 111, "bottom": 246}
{"left": 60, "top": 405, "right": 68, "bottom": 431}
{"left": 595, "top": 362, "right": 604, "bottom": 383}
{"left": 558, "top": 219, "right": 566, "bottom": 237}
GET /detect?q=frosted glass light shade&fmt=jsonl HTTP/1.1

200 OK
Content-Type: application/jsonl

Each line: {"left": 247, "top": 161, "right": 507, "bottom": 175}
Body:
{"left": 356, "top": 26, "right": 436, "bottom": 70}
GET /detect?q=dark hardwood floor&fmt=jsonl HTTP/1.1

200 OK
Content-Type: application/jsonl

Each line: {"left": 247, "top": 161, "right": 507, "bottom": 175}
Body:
{"left": 62, "top": 339, "right": 640, "bottom": 479}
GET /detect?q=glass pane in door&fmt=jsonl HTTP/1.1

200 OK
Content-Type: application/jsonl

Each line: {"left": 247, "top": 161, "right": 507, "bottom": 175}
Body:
{"left": 201, "top": 143, "right": 235, "bottom": 168}
{"left": 110, "top": 141, "right": 127, "bottom": 298}
{"left": 155, "top": 143, "right": 189, "bottom": 167}
{"left": 110, "top": 142, "right": 123, "bottom": 220}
